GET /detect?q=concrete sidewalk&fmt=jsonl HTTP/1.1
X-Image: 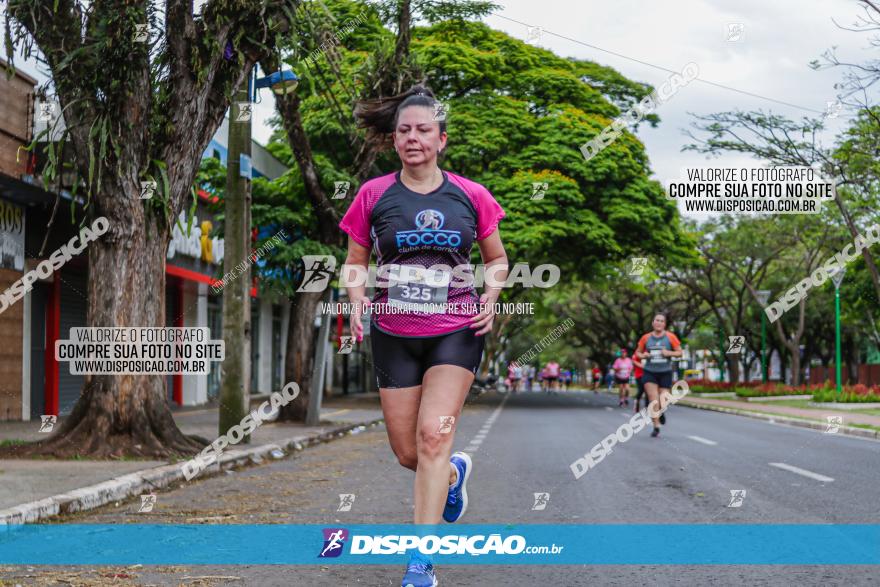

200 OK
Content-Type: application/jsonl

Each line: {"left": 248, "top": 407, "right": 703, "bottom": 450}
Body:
{"left": 0, "top": 394, "right": 384, "bottom": 521}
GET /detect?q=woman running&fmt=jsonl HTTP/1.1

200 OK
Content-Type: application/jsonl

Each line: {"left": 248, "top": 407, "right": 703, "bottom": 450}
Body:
{"left": 613, "top": 348, "right": 633, "bottom": 407}
{"left": 591, "top": 363, "right": 602, "bottom": 393}
{"left": 632, "top": 351, "right": 645, "bottom": 410}
{"left": 525, "top": 364, "right": 535, "bottom": 392}
{"left": 544, "top": 360, "right": 560, "bottom": 392}
{"left": 342, "top": 85, "right": 508, "bottom": 587}
{"left": 635, "top": 314, "right": 683, "bottom": 437}
{"left": 507, "top": 361, "right": 523, "bottom": 393}
{"left": 633, "top": 351, "right": 665, "bottom": 423}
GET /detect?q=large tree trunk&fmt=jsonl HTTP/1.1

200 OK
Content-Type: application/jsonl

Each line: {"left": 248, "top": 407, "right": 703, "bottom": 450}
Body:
{"left": 789, "top": 349, "right": 802, "bottom": 386}
{"left": 743, "top": 353, "right": 756, "bottom": 382}
{"left": 727, "top": 356, "right": 741, "bottom": 384}
{"left": 22, "top": 210, "right": 203, "bottom": 458}
{"left": 846, "top": 331, "right": 860, "bottom": 385}
{"left": 780, "top": 338, "right": 802, "bottom": 386}
{"left": 278, "top": 290, "right": 324, "bottom": 421}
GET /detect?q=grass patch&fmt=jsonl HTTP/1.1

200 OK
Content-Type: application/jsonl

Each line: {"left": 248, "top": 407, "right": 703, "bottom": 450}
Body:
{"left": 850, "top": 423, "right": 880, "bottom": 433}
{"left": 751, "top": 399, "right": 814, "bottom": 409}
{"left": 754, "top": 399, "right": 880, "bottom": 416}
{"left": 0, "top": 439, "right": 29, "bottom": 447}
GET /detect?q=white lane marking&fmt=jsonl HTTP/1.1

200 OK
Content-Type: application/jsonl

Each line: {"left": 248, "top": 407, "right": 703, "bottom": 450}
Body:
{"left": 464, "top": 394, "right": 508, "bottom": 454}
{"left": 768, "top": 462, "right": 834, "bottom": 483}
{"left": 687, "top": 435, "right": 718, "bottom": 446}
{"left": 605, "top": 407, "right": 613, "bottom": 412}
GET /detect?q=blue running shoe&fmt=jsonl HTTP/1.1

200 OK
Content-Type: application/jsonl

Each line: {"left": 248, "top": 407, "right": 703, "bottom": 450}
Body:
{"left": 401, "top": 553, "right": 437, "bottom": 587}
{"left": 443, "top": 451, "right": 472, "bottom": 523}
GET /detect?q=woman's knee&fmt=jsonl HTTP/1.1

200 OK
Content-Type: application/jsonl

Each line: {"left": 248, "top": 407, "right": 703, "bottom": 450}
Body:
{"left": 396, "top": 450, "right": 418, "bottom": 471}
{"left": 417, "top": 425, "right": 452, "bottom": 460}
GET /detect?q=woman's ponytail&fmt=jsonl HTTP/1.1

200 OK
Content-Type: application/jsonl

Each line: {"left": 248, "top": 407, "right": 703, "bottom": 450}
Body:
{"left": 354, "top": 84, "right": 445, "bottom": 149}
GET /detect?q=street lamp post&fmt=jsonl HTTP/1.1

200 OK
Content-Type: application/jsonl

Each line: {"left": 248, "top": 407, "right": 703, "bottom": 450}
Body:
{"left": 756, "top": 290, "right": 772, "bottom": 383}
{"left": 830, "top": 267, "right": 846, "bottom": 397}
{"left": 219, "top": 66, "right": 298, "bottom": 439}
{"left": 717, "top": 308, "right": 727, "bottom": 383}
{"left": 218, "top": 84, "right": 253, "bottom": 440}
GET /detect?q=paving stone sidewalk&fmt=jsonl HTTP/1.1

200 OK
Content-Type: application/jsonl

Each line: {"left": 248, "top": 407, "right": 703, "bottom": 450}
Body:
{"left": 0, "top": 394, "right": 384, "bottom": 519}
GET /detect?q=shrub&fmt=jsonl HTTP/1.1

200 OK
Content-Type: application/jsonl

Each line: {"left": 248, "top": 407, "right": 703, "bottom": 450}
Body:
{"left": 688, "top": 379, "right": 880, "bottom": 400}
{"left": 734, "top": 384, "right": 796, "bottom": 397}
{"left": 812, "top": 388, "right": 880, "bottom": 403}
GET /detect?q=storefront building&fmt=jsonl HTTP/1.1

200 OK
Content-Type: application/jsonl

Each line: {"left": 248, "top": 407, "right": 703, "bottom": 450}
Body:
{"left": 0, "top": 59, "right": 57, "bottom": 421}
{"left": 2, "top": 63, "right": 291, "bottom": 420}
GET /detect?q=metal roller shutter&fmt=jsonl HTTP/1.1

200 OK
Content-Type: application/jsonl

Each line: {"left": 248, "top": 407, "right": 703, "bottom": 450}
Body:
{"left": 165, "top": 282, "right": 178, "bottom": 403}
{"left": 57, "top": 269, "right": 88, "bottom": 416}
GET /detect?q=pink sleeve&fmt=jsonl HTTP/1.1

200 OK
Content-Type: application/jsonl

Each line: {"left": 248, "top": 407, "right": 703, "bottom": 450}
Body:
{"left": 339, "top": 183, "right": 372, "bottom": 248}
{"left": 474, "top": 184, "right": 505, "bottom": 241}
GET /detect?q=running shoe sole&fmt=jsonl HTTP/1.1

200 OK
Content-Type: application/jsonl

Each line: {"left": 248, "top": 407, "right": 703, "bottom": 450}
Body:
{"left": 453, "top": 451, "right": 472, "bottom": 522}
{"left": 402, "top": 577, "right": 438, "bottom": 587}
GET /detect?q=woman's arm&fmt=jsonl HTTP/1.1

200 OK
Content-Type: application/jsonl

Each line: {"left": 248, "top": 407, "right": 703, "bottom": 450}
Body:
{"left": 471, "top": 230, "right": 508, "bottom": 336}
{"left": 343, "top": 237, "right": 372, "bottom": 341}
{"left": 662, "top": 337, "right": 684, "bottom": 358}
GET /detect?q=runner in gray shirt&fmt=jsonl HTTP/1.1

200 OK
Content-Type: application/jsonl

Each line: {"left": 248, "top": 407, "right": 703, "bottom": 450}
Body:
{"left": 636, "top": 314, "right": 683, "bottom": 437}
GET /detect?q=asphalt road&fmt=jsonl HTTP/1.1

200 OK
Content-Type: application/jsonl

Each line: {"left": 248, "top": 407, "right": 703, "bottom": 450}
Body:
{"left": 2, "top": 389, "right": 878, "bottom": 586}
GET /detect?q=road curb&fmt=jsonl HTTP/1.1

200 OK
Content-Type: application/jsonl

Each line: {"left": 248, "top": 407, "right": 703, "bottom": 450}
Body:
{"left": 0, "top": 418, "right": 385, "bottom": 525}
{"left": 678, "top": 400, "right": 880, "bottom": 440}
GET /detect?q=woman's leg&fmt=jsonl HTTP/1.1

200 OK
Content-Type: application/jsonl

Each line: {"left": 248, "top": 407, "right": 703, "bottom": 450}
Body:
{"left": 634, "top": 377, "right": 645, "bottom": 411}
{"left": 413, "top": 364, "right": 473, "bottom": 524}
{"left": 644, "top": 381, "right": 661, "bottom": 428}
{"left": 379, "top": 386, "right": 422, "bottom": 471}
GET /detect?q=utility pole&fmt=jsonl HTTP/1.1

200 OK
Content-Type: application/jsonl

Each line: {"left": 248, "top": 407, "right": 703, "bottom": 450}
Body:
{"left": 717, "top": 320, "right": 726, "bottom": 383}
{"left": 306, "top": 289, "right": 333, "bottom": 425}
{"left": 756, "top": 290, "right": 771, "bottom": 383}
{"left": 831, "top": 268, "right": 846, "bottom": 397}
{"left": 219, "top": 83, "right": 252, "bottom": 439}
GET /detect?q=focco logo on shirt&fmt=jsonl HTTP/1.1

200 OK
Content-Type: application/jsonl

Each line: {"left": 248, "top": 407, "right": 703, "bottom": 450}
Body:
{"left": 395, "top": 209, "right": 462, "bottom": 248}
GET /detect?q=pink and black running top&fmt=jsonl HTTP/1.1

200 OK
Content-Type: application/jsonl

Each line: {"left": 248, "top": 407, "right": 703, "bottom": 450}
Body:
{"left": 339, "top": 170, "right": 505, "bottom": 338}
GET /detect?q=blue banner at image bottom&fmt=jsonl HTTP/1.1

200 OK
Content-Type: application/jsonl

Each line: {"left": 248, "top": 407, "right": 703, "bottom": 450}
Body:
{"left": 0, "top": 524, "right": 878, "bottom": 565}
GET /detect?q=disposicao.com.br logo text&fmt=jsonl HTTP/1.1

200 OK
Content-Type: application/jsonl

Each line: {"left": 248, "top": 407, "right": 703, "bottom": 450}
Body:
{"left": 321, "top": 530, "right": 564, "bottom": 557}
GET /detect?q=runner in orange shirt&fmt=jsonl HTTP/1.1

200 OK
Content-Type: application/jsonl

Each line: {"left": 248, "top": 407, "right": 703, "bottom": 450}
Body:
{"left": 635, "top": 314, "right": 682, "bottom": 437}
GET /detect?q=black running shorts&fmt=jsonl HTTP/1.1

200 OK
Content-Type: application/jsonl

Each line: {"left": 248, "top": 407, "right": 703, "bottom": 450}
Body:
{"left": 641, "top": 370, "right": 673, "bottom": 389}
{"left": 370, "top": 326, "right": 485, "bottom": 388}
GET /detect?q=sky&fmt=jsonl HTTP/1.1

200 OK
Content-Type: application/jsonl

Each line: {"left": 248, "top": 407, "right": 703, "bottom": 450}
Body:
{"left": 4, "top": 0, "right": 875, "bottom": 217}
{"left": 485, "top": 0, "right": 869, "bottom": 195}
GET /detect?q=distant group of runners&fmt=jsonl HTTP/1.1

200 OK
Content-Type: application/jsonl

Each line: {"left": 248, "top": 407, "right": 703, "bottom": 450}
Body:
{"left": 506, "top": 360, "right": 574, "bottom": 392}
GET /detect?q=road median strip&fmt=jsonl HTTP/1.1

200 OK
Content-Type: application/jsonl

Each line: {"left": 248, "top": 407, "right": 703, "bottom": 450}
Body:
{"left": 0, "top": 417, "right": 384, "bottom": 525}
{"left": 677, "top": 400, "right": 880, "bottom": 440}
